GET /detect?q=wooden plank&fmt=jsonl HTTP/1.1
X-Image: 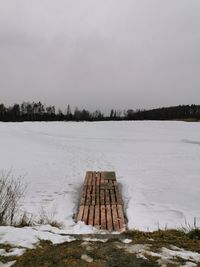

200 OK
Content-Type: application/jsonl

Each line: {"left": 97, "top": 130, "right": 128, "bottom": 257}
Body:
{"left": 105, "top": 189, "right": 110, "bottom": 205}
{"left": 87, "top": 172, "right": 92, "bottom": 185}
{"left": 112, "top": 204, "right": 120, "bottom": 231}
{"left": 102, "top": 171, "right": 116, "bottom": 181}
{"left": 84, "top": 171, "right": 90, "bottom": 185}
{"left": 91, "top": 186, "right": 96, "bottom": 205}
{"left": 77, "top": 205, "right": 84, "bottom": 222}
{"left": 83, "top": 205, "right": 89, "bottom": 224}
{"left": 94, "top": 205, "right": 100, "bottom": 227}
{"left": 115, "top": 186, "right": 123, "bottom": 205}
{"left": 88, "top": 205, "right": 94, "bottom": 226}
{"left": 92, "top": 172, "right": 96, "bottom": 186}
{"left": 110, "top": 189, "right": 116, "bottom": 204}
{"left": 100, "top": 205, "right": 106, "bottom": 229}
{"left": 96, "top": 172, "right": 100, "bottom": 185}
{"left": 100, "top": 189, "right": 105, "bottom": 205}
{"left": 100, "top": 172, "right": 105, "bottom": 183}
{"left": 96, "top": 172, "right": 100, "bottom": 205}
{"left": 117, "top": 205, "right": 126, "bottom": 231}
{"left": 113, "top": 180, "right": 117, "bottom": 186}
{"left": 86, "top": 185, "right": 92, "bottom": 205}
{"left": 106, "top": 205, "right": 113, "bottom": 231}
{"left": 100, "top": 184, "right": 114, "bottom": 190}
{"left": 108, "top": 179, "right": 113, "bottom": 185}
{"left": 96, "top": 186, "right": 100, "bottom": 205}
{"left": 80, "top": 185, "right": 87, "bottom": 205}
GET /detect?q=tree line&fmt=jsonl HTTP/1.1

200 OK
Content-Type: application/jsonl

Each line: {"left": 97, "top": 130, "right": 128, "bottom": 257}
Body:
{"left": 125, "top": 105, "right": 200, "bottom": 120}
{"left": 0, "top": 102, "right": 105, "bottom": 122}
{"left": 0, "top": 102, "right": 200, "bottom": 121}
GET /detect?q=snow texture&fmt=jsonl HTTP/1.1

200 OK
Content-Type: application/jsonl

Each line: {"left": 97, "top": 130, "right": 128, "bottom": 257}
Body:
{"left": 117, "top": 243, "right": 200, "bottom": 266}
{"left": 81, "top": 254, "right": 93, "bottom": 263}
{"left": 0, "top": 262, "right": 16, "bottom": 267}
{"left": 122, "top": 238, "right": 132, "bottom": 244}
{"left": 0, "top": 121, "right": 200, "bottom": 232}
{"left": 149, "top": 246, "right": 200, "bottom": 266}
{"left": 161, "top": 246, "right": 200, "bottom": 263}
{"left": 0, "top": 248, "right": 25, "bottom": 257}
{"left": 0, "top": 225, "right": 76, "bottom": 249}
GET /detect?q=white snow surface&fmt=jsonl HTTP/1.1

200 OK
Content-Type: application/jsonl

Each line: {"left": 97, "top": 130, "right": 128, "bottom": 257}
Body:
{"left": 0, "top": 261, "right": 16, "bottom": 267}
{"left": 161, "top": 246, "right": 200, "bottom": 262}
{"left": 0, "top": 121, "right": 200, "bottom": 232}
{"left": 0, "top": 248, "right": 25, "bottom": 257}
{"left": 0, "top": 225, "right": 76, "bottom": 249}
{"left": 116, "top": 243, "right": 200, "bottom": 265}
{"left": 149, "top": 246, "right": 200, "bottom": 266}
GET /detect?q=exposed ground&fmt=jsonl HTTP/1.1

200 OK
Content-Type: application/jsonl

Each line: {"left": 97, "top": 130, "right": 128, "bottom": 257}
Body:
{"left": 1, "top": 229, "right": 200, "bottom": 267}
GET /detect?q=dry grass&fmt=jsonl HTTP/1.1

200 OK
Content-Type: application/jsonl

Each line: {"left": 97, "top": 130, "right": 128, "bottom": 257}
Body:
{"left": 0, "top": 171, "right": 26, "bottom": 226}
{"left": 13, "top": 239, "right": 157, "bottom": 267}
{"left": 123, "top": 229, "right": 200, "bottom": 253}
{"left": 10, "top": 229, "right": 200, "bottom": 267}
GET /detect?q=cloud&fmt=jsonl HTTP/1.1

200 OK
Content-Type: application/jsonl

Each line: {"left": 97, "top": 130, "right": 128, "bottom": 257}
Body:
{"left": 0, "top": 0, "right": 200, "bottom": 112}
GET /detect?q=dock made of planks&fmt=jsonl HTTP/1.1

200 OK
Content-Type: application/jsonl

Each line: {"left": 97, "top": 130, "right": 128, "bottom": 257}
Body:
{"left": 76, "top": 171, "right": 126, "bottom": 232}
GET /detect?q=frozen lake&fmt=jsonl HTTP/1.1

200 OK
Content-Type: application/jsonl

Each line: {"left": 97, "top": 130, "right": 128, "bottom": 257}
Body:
{"left": 0, "top": 121, "right": 200, "bottom": 231}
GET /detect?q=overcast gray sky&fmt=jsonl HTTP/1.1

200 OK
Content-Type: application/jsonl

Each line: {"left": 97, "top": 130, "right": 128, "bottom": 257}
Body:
{"left": 0, "top": 0, "right": 200, "bottom": 112}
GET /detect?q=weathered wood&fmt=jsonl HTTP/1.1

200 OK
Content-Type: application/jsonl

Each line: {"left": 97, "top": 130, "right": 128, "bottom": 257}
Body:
{"left": 117, "top": 204, "right": 125, "bottom": 230}
{"left": 102, "top": 171, "right": 116, "bottom": 181}
{"left": 112, "top": 204, "right": 120, "bottom": 231}
{"left": 86, "top": 186, "right": 92, "bottom": 205}
{"left": 96, "top": 185, "right": 100, "bottom": 205}
{"left": 100, "top": 184, "right": 114, "bottom": 190}
{"left": 96, "top": 172, "right": 100, "bottom": 185}
{"left": 105, "top": 189, "right": 110, "bottom": 205}
{"left": 77, "top": 205, "right": 84, "bottom": 222}
{"left": 77, "top": 171, "right": 126, "bottom": 232}
{"left": 88, "top": 205, "right": 94, "bottom": 226}
{"left": 84, "top": 171, "right": 90, "bottom": 185}
{"left": 83, "top": 205, "right": 89, "bottom": 224}
{"left": 88, "top": 172, "right": 92, "bottom": 185}
{"left": 80, "top": 185, "right": 87, "bottom": 205}
{"left": 100, "top": 205, "right": 106, "bottom": 229}
{"left": 92, "top": 172, "right": 96, "bottom": 186}
{"left": 91, "top": 186, "right": 96, "bottom": 205}
{"left": 94, "top": 205, "right": 100, "bottom": 227}
{"left": 106, "top": 205, "right": 113, "bottom": 231}
{"left": 115, "top": 187, "right": 123, "bottom": 205}
{"left": 100, "top": 189, "right": 105, "bottom": 205}
{"left": 110, "top": 189, "right": 116, "bottom": 204}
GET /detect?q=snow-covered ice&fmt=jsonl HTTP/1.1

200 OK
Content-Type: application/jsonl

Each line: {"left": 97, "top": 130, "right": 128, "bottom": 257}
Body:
{"left": 0, "top": 121, "right": 200, "bottom": 232}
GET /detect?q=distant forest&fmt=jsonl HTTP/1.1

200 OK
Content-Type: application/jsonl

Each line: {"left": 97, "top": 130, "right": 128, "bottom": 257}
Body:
{"left": 0, "top": 102, "right": 200, "bottom": 122}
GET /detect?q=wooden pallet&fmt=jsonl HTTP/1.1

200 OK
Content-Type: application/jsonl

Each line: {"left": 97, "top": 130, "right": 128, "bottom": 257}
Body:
{"left": 76, "top": 171, "right": 126, "bottom": 232}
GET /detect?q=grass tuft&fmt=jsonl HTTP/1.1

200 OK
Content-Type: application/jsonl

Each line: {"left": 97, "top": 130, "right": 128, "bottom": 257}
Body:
{"left": 188, "top": 228, "right": 200, "bottom": 240}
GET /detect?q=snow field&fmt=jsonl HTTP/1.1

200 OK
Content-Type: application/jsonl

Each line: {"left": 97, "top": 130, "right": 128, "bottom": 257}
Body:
{"left": 0, "top": 121, "right": 200, "bottom": 232}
